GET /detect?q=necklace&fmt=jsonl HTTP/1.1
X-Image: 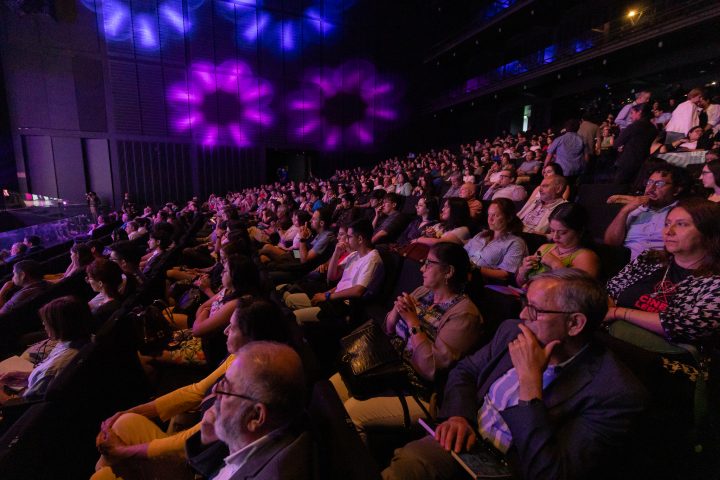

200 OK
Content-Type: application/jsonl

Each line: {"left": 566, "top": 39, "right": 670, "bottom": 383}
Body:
{"left": 554, "top": 244, "right": 580, "bottom": 256}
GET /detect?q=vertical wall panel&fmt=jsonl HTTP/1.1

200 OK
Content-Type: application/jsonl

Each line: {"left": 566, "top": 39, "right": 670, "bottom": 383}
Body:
{"left": 23, "top": 135, "right": 58, "bottom": 197}
{"left": 84, "top": 138, "right": 114, "bottom": 205}
{"left": 52, "top": 137, "right": 87, "bottom": 202}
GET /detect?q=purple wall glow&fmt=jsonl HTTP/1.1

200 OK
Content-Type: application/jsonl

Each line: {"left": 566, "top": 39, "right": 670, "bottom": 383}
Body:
{"left": 167, "top": 60, "right": 273, "bottom": 147}
{"left": 288, "top": 60, "right": 399, "bottom": 150}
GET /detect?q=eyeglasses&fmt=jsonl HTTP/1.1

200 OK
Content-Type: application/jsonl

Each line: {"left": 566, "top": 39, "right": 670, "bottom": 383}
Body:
{"left": 646, "top": 179, "right": 672, "bottom": 189}
{"left": 214, "top": 377, "right": 264, "bottom": 403}
{"left": 520, "top": 296, "right": 575, "bottom": 321}
{"left": 422, "top": 258, "right": 443, "bottom": 268}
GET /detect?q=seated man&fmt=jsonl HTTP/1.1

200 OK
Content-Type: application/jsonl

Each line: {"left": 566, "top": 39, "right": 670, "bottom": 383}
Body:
{"left": 516, "top": 175, "right": 567, "bottom": 234}
{"left": 270, "top": 207, "right": 335, "bottom": 267}
{"left": 0, "top": 260, "right": 49, "bottom": 314}
{"left": 383, "top": 269, "right": 647, "bottom": 480}
{"left": 284, "top": 219, "right": 384, "bottom": 324}
{"left": 23, "top": 235, "right": 44, "bottom": 254}
{"left": 482, "top": 168, "right": 527, "bottom": 202}
{"left": 200, "top": 341, "right": 312, "bottom": 480}
{"left": 604, "top": 164, "right": 688, "bottom": 260}
{"left": 371, "top": 193, "right": 405, "bottom": 245}
{"left": 443, "top": 173, "right": 463, "bottom": 198}
{"left": 516, "top": 151, "right": 542, "bottom": 183}
{"left": 459, "top": 182, "right": 482, "bottom": 220}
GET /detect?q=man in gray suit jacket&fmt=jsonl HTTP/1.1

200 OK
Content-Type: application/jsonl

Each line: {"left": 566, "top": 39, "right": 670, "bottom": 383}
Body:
{"left": 201, "top": 341, "right": 313, "bottom": 480}
{"left": 383, "top": 269, "right": 647, "bottom": 480}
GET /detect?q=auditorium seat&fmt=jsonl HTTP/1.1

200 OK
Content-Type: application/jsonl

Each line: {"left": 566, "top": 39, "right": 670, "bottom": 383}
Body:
{"left": 307, "top": 380, "right": 382, "bottom": 480}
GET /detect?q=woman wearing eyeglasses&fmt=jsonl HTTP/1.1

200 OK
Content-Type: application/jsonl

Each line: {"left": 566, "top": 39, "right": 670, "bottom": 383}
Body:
{"left": 331, "top": 242, "right": 482, "bottom": 441}
{"left": 604, "top": 198, "right": 720, "bottom": 344}
{"left": 516, "top": 203, "right": 600, "bottom": 287}
{"left": 700, "top": 159, "right": 720, "bottom": 203}
{"left": 92, "top": 301, "right": 293, "bottom": 480}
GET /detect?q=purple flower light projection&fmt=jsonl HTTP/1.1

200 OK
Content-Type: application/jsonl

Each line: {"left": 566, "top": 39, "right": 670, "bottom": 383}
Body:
{"left": 288, "top": 60, "right": 399, "bottom": 150}
{"left": 167, "top": 60, "right": 273, "bottom": 147}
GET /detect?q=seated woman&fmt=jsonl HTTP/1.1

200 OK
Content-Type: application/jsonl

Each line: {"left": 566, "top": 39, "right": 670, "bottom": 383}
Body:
{"left": 92, "top": 300, "right": 293, "bottom": 480}
{"left": 412, "top": 197, "right": 471, "bottom": 246}
{"left": 700, "top": 159, "right": 720, "bottom": 203}
{"left": 464, "top": 198, "right": 528, "bottom": 284}
{"left": 86, "top": 259, "right": 124, "bottom": 327}
{"left": 145, "top": 254, "right": 261, "bottom": 367}
{"left": 45, "top": 243, "right": 94, "bottom": 282}
{"left": 0, "top": 296, "right": 92, "bottom": 403}
{"left": 651, "top": 125, "right": 709, "bottom": 153}
{"left": 258, "top": 210, "right": 311, "bottom": 263}
{"left": 604, "top": 198, "right": 720, "bottom": 344}
{"left": 330, "top": 242, "right": 482, "bottom": 441}
{"left": 396, "top": 195, "right": 439, "bottom": 246}
{"left": 516, "top": 202, "right": 600, "bottom": 287}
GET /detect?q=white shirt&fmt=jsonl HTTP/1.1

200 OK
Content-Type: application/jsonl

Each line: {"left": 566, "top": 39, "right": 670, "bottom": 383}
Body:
{"left": 334, "top": 249, "right": 384, "bottom": 297}
{"left": 212, "top": 434, "right": 273, "bottom": 480}
{"left": 665, "top": 100, "right": 699, "bottom": 135}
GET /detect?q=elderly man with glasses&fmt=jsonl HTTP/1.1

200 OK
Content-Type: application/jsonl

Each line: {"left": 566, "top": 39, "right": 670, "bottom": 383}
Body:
{"left": 200, "top": 341, "right": 311, "bottom": 480}
{"left": 383, "top": 269, "right": 647, "bottom": 480}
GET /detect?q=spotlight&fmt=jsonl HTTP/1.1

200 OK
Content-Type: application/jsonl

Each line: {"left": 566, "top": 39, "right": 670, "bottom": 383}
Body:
{"left": 626, "top": 9, "right": 637, "bottom": 18}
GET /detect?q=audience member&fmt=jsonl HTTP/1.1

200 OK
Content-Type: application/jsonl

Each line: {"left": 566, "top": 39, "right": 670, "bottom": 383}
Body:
{"left": 383, "top": 269, "right": 647, "bottom": 480}
{"left": 397, "top": 195, "right": 439, "bottom": 245}
{"left": 371, "top": 193, "right": 405, "bottom": 244}
{"left": 331, "top": 242, "right": 482, "bottom": 441}
{"left": 614, "top": 103, "right": 658, "bottom": 184}
{"left": 664, "top": 88, "right": 704, "bottom": 143}
{"left": 545, "top": 119, "right": 588, "bottom": 180}
{"left": 464, "top": 198, "right": 527, "bottom": 283}
{"left": 0, "top": 260, "right": 48, "bottom": 314}
{"left": 0, "top": 296, "right": 92, "bottom": 403}
{"left": 604, "top": 164, "right": 689, "bottom": 259}
{"left": 516, "top": 175, "right": 568, "bottom": 234}
{"left": 616, "top": 90, "right": 652, "bottom": 129}
{"left": 482, "top": 168, "right": 527, "bottom": 201}
{"left": 413, "top": 198, "right": 471, "bottom": 246}
{"left": 605, "top": 198, "right": 720, "bottom": 343}
{"left": 458, "top": 182, "right": 482, "bottom": 220}
{"left": 700, "top": 159, "right": 720, "bottom": 202}
{"left": 516, "top": 203, "right": 600, "bottom": 286}
{"left": 93, "top": 302, "right": 294, "bottom": 480}
{"left": 284, "top": 219, "right": 384, "bottom": 324}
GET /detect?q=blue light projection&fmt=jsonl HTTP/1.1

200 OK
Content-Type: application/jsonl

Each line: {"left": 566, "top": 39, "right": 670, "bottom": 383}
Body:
{"left": 81, "top": 0, "right": 349, "bottom": 54}
{"left": 216, "top": 0, "right": 340, "bottom": 54}
{"left": 81, "top": 0, "right": 193, "bottom": 50}
{"left": 287, "top": 60, "right": 399, "bottom": 150}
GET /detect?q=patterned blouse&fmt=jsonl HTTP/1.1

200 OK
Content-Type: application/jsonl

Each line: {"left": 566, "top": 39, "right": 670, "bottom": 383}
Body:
{"left": 607, "top": 251, "right": 720, "bottom": 343}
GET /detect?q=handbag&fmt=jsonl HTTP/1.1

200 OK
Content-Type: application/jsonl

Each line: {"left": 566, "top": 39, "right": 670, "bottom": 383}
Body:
{"left": 174, "top": 287, "right": 204, "bottom": 315}
{"left": 338, "top": 320, "right": 412, "bottom": 400}
{"left": 132, "top": 301, "right": 174, "bottom": 354}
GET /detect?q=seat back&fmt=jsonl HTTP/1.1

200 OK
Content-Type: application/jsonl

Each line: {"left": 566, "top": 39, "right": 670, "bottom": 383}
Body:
{"left": 307, "top": 380, "right": 382, "bottom": 480}
{"left": 575, "top": 183, "right": 630, "bottom": 242}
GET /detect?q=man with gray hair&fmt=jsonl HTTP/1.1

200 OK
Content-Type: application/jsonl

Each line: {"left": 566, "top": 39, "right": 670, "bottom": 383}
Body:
{"left": 383, "top": 269, "right": 646, "bottom": 480}
{"left": 200, "top": 342, "right": 312, "bottom": 480}
{"left": 444, "top": 173, "right": 463, "bottom": 198}
{"left": 516, "top": 175, "right": 567, "bottom": 234}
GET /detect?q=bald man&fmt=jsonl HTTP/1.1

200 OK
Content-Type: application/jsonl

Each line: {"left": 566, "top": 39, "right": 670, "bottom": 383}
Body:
{"left": 201, "top": 342, "right": 312, "bottom": 480}
{"left": 459, "top": 182, "right": 482, "bottom": 220}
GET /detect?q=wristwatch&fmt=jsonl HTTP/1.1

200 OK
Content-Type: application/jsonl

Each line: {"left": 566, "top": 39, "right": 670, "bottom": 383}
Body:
{"left": 517, "top": 398, "right": 542, "bottom": 407}
{"left": 325, "top": 291, "right": 332, "bottom": 301}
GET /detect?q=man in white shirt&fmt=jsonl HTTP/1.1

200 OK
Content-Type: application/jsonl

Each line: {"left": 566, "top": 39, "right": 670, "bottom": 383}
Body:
{"left": 284, "top": 218, "right": 384, "bottom": 324}
{"left": 202, "top": 342, "right": 312, "bottom": 480}
{"left": 664, "top": 88, "right": 704, "bottom": 143}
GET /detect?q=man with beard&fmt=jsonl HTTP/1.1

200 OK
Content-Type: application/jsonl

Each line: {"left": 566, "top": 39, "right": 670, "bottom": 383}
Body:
{"left": 604, "top": 164, "right": 689, "bottom": 260}
{"left": 201, "top": 342, "right": 312, "bottom": 480}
